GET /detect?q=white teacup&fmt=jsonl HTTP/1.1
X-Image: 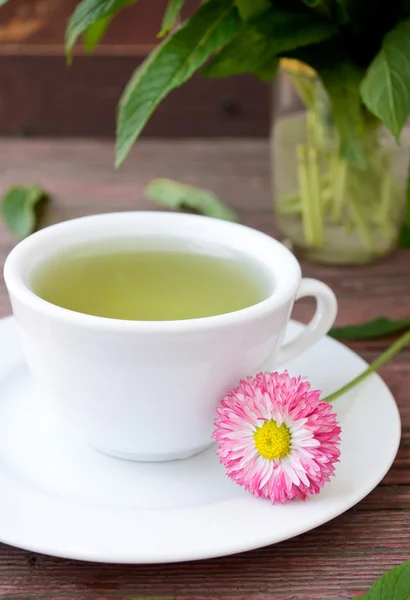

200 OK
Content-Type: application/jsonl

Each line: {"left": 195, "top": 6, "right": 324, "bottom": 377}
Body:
{"left": 4, "top": 212, "right": 337, "bottom": 462}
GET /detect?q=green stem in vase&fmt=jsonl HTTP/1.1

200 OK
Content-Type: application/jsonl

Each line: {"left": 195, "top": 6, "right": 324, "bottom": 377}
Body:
{"left": 346, "top": 186, "right": 374, "bottom": 252}
{"left": 378, "top": 155, "right": 392, "bottom": 227}
{"left": 275, "top": 73, "right": 405, "bottom": 261}
{"left": 330, "top": 155, "right": 347, "bottom": 225}
{"left": 276, "top": 193, "right": 301, "bottom": 215}
{"left": 297, "top": 145, "right": 317, "bottom": 246}
{"left": 307, "top": 146, "right": 324, "bottom": 246}
{"left": 307, "top": 110, "right": 317, "bottom": 148}
{"left": 324, "top": 329, "right": 410, "bottom": 403}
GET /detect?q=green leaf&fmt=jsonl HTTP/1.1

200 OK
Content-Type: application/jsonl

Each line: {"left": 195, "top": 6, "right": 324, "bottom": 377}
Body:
{"left": 354, "top": 558, "right": 410, "bottom": 599}
{"left": 398, "top": 157, "right": 410, "bottom": 247}
{"left": 144, "top": 179, "right": 239, "bottom": 222}
{"left": 158, "top": 0, "right": 185, "bottom": 37}
{"left": 330, "top": 317, "right": 410, "bottom": 341}
{"left": 66, "top": 0, "right": 137, "bottom": 61}
{"left": 335, "top": 0, "right": 350, "bottom": 25}
{"left": 235, "top": 0, "right": 271, "bottom": 20}
{"left": 402, "top": 0, "right": 410, "bottom": 18}
{"left": 253, "top": 58, "right": 279, "bottom": 83}
{"left": 1, "top": 185, "right": 49, "bottom": 239}
{"left": 202, "top": 28, "right": 272, "bottom": 79}
{"left": 360, "top": 18, "right": 410, "bottom": 140}
{"left": 319, "top": 61, "right": 368, "bottom": 169}
{"left": 116, "top": 0, "right": 240, "bottom": 167}
{"left": 203, "top": 8, "right": 336, "bottom": 80}
{"left": 83, "top": 15, "right": 113, "bottom": 52}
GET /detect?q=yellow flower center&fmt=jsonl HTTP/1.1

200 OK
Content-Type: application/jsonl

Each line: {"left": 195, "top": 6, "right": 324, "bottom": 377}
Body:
{"left": 254, "top": 420, "right": 291, "bottom": 460}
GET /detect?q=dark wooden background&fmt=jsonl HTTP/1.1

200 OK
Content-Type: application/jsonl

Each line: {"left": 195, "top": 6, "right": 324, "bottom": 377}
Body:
{"left": 0, "top": 0, "right": 271, "bottom": 138}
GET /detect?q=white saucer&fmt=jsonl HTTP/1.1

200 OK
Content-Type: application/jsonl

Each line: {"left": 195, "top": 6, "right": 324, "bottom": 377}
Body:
{"left": 0, "top": 316, "right": 400, "bottom": 563}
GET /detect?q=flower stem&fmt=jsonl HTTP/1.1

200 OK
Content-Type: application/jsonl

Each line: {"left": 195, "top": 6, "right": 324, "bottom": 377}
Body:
{"left": 324, "top": 329, "right": 410, "bottom": 403}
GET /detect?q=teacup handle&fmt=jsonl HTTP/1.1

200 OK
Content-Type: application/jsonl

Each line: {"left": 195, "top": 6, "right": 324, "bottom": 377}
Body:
{"left": 277, "top": 278, "right": 338, "bottom": 365}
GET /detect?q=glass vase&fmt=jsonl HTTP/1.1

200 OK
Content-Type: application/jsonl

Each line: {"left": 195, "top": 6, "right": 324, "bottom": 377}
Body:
{"left": 272, "top": 70, "right": 409, "bottom": 265}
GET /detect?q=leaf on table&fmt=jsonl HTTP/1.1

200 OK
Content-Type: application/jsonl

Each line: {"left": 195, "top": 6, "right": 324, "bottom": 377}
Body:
{"left": 234, "top": 0, "right": 271, "bottom": 21}
{"left": 203, "top": 8, "right": 336, "bottom": 80}
{"left": 158, "top": 0, "right": 185, "bottom": 37}
{"left": 83, "top": 15, "right": 113, "bottom": 52}
{"left": 144, "top": 179, "right": 239, "bottom": 222}
{"left": 116, "top": 0, "right": 240, "bottom": 167}
{"left": 66, "top": 0, "right": 138, "bottom": 61}
{"left": 360, "top": 18, "right": 410, "bottom": 140}
{"left": 1, "top": 185, "right": 49, "bottom": 239}
{"left": 398, "top": 156, "right": 410, "bottom": 247}
{"left": 354, "top": 557, "right": 410, "bottom": 599}
{"left": 329, "top": 317, "right": 410, "bottom": 341}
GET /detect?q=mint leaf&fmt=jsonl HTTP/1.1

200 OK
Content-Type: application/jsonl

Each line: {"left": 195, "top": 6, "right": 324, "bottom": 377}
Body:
{"left": 116, "top": 0, "right": 240, "bottom": 167}
{"left": 83, "top": 16, "right": 113, "bottom": 52}
{"left": 360, "top": 18, "right": 410, "bottom": 140}
{"left": 330, "top": 317, "right": 410, "bottom": 341}
{"left": 1, "top": 185, "right": 49, "bottom": 239}
{"left": 202, "top": 27, "right": 278, "bottom": 83}
{"left": 235, "top": 0, "right": 270, "bottom": 20}
{"left": 203, "top": 8, "right": 336, "bottom": 79}
{"left": 145, "top": 179, "right": 239, "bottom": 222}
{"left": 398, "top": 157, "right": 410, "bottom": 247}
{"left": 319, "top": 60, "right": 368, "bottom": 169}
{"left": 159, "top": 0, "right": 185, "bottom": 38}
{"left": 252, "top": 58, "right": 279, "bottom": 83}
{"left": 66, "top": 0, "right": 137, "bottom": 61}
{"left": 202, "top": 28, "right": 272, "bottom": 79}
{"left": 335, "top": 0, "right": 350, "bottom": 24}
{"left": 355, "top": 558, "right": 410, "bottom": 599}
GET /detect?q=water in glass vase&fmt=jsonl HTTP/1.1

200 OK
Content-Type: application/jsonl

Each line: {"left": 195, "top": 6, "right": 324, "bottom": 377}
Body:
{"left": 272, "top": 71, "right": 408, "bottom": 265}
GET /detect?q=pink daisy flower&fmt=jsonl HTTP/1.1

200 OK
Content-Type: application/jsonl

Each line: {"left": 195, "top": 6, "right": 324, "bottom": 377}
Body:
{"left": 213, "top": 371, "right": 341, "bottom": 504}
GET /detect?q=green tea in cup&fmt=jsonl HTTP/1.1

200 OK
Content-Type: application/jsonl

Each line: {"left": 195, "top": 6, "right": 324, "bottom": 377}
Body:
{"left": 32, "top": 242, "right": 271, "bottom": 321}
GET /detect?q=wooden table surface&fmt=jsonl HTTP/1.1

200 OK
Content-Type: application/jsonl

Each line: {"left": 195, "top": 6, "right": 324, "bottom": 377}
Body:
{"left": 0, "top": 139, "right": 409, "bottom": 600}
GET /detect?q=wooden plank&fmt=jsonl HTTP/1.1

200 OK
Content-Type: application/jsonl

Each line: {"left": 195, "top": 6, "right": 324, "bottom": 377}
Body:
{"left": 0, "top": 1, "right": 271, "bottom": 137}
{"left": 0, "top": 57, "right": 269, "bottom": 137}
{"left": 0, "top": 512, "right": 407, "bottom": 599}
{"left": 0, "top": 0, "right": 167, "bottom": 48}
